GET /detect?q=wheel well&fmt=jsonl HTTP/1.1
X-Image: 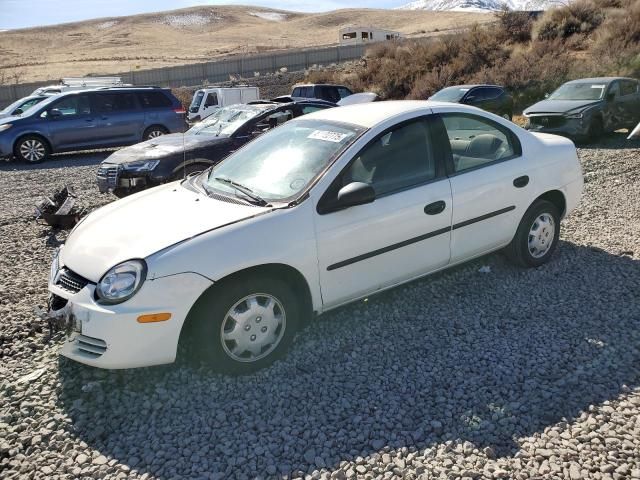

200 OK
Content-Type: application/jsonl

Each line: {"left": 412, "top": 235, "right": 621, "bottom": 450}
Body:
{"left": 13, "top": 133, "right": 52, "bottom": 155}
{"left": 536, "top": 190, "right": 566, "bottom": 218}
{"left": 171, "top": 160, "right": 213, "bottom": 177}
{"left": 181, "top": 263, "right": 314, "bottom": 337}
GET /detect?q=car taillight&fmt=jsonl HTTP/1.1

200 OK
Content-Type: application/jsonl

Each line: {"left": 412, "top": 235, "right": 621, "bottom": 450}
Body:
{"left": 173, "top": 108, "right": 186, "bottom": 114}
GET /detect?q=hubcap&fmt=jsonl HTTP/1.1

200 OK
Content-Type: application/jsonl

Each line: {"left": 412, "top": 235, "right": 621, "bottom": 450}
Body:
{"left": 220, "top": 294, "right": 286, "bottom": 363}
{"left": 20, "top": 139, "right": 45, "bottom": 162}
{"left": 147, "top": 130, "right": 164, "bottom": 139}
{"left": 528, "top": 213, "right": 555, "bottom": 259}
{"left": 502, "top": 114, "right": 511, "bottom": 120}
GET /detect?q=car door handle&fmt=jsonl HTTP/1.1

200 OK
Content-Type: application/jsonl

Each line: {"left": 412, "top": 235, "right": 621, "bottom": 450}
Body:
{"left": 513, "top": 175, "right": 529, "bottom": 188}
{"left": 424, "top": 200, "right": 446, "bottom": 215}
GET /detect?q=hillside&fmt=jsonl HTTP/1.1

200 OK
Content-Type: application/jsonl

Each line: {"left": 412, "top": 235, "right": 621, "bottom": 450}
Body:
{"left": 0, "top": 5, "right": 491, "bottom": 83}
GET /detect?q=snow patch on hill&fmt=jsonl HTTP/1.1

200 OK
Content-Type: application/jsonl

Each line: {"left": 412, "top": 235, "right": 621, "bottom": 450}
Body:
{"left": 160, "top": 13, "right": 220, "bottom": 28}
{"left": 250, "top": 11, "right": 287, "bottom": 21}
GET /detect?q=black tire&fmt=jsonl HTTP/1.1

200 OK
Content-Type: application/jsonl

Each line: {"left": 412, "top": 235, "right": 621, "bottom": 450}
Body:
{"left": 171, "top": 163, "right": 208, "bottom": 181}
{"left": 143, "top": 125, "right": 168, "bottom": 141}
{"left": 505, "top": 199, "right": 561, "bottom": 268}
{"left": 501, "top": 112, "right": 513, "bottom": 122}
{"left": 187, "top": 274, "right": 301, "bottom": 374}
{"left": 14, "top": 135, "right": 50, "bottom": 164}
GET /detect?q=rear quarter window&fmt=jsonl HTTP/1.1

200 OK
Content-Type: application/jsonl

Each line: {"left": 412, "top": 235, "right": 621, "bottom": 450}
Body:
{"left": 137, "top": 91, "right": 172, "bottom": 108}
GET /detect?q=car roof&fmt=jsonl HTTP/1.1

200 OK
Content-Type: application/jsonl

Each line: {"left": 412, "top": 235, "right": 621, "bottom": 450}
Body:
{"left": 293, "top": 84, "right": 348, "bottom": 88}
{"left": 300, "top": 100, "right": 471, "bottom": 129}
{"left": 442, "top": 84, "right": 504, "bottom": 89}
{"left": 565, "top": 77, "right": 634, "bottom": 84}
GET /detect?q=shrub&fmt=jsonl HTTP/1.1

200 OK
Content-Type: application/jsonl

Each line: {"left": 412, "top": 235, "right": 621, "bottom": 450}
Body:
{"left": 496, "top": 8, "right": 535, "bottom": 43}
{"left": 533, "top": 0, "right": 604, "bottom": 40}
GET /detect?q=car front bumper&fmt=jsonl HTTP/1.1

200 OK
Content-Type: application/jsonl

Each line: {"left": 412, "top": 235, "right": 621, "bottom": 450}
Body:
{"left": 96, "top": 163, "right": 161, "bottom": 193}
{"left": 48, "top": 267, "right": 212, "bottom": 369}
{"left": 524, "top": 116, "right": 589, "bottom": 138}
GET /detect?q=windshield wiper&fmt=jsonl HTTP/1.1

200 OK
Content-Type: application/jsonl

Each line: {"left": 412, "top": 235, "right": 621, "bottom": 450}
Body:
{"left": 213, "top": 177, "right": 269, "bottom": 206}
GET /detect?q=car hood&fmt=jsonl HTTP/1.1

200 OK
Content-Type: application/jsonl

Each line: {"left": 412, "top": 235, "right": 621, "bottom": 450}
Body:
{"left": 524, "top": 99, "right": 601, "bottom": 115}
{"left": 61, "top": 182, "right": 270, "bottom": 281}
{"left": 104, "top": 133, "right": 231, "bottom": 164}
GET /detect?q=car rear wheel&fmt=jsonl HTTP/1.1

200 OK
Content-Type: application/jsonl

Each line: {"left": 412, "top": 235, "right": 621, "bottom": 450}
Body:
{"left": 14, "top": 135, "right": 50, "bottom": 163}
{"left": 188, "top": 275, "right": 300, "bottom": 374}
{"left": 505, "top": 199, "right": 560, "bottom": 268}
{"left": 143, "top": 126, "right": 167, "bottom": 141}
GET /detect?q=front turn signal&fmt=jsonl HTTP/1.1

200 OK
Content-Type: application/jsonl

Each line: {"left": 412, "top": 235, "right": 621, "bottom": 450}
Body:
{"left": 137, "top": 313, "right": 172, "bottom": 323}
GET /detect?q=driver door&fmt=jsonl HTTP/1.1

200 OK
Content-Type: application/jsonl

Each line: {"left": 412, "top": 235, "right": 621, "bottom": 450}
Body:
{"left": 314, "top": 117, "right": 452, "bottom": 308}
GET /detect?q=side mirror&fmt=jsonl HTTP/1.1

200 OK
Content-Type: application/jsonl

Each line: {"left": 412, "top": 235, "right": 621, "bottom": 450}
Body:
{"left": 49, "top": 109, "right": 62, "bottom": 119}
{"left": 323, "top": 182, "right": 375, "bottom": 214}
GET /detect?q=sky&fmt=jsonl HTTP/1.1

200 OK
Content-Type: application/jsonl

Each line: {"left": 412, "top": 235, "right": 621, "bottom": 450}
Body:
{"left": 0, "top": 0, "right": 408, "bottom": 30}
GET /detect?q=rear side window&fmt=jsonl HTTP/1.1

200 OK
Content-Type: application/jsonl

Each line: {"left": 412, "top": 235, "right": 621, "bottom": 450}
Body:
{"left": 337, "top": 87, "right": 352, "bottom": 99}
{"left": 138, "top": 91, "right": 172, "bottom": 108}
{"left": 484, "top": 87, "right": 503, "bottom": 99}
{"left": 94, "top": 93, "right": 137, "bottom": 112}
{"left": 440, "top": 113, "right": 520, "bottom": 173}
{"left": 318, "top": 86, "right": 340, "bottom": 103}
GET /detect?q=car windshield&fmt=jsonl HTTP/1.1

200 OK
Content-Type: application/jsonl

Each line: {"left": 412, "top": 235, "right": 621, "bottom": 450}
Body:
{"left": 548, "top": 83, "right": 606, "bottom": 101}
{"left": 189, "top": 91, "right": 204, "bottom": 113}
{"left": 431, "top": 87, "right": 469, "bottom": 102}
{"left": 187, "top": 105, "right": 265, "bottom": 137}
{"left": 204, "top": 119, "right": 362, "bottom": 202}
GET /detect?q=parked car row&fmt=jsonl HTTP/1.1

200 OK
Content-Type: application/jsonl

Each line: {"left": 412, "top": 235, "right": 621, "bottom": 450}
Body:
{"left": 46, "top": 100, "right": 584, "bottom": 372}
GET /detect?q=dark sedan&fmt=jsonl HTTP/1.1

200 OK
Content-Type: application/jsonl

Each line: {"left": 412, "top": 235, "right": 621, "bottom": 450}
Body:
{"left": 430, "top": 85, "right": 513, "bottom": 120}
{"left": 97, "top": 100, "right": 335, "bottom": 197}
{"left": 523, "top": 77, "right": 640, "bottom": 142}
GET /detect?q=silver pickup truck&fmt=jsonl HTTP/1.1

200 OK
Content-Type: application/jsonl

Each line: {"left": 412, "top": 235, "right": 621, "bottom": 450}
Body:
{"left": 524, "top": 77, "right": 640, "bottom": 143}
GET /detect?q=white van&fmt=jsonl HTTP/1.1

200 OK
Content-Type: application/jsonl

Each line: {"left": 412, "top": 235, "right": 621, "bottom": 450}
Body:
{"left": 32, "top": 77, "right": 130, "bottom": 96}
{"left": 188, "top": 86, "right": 260, "bottom": 121}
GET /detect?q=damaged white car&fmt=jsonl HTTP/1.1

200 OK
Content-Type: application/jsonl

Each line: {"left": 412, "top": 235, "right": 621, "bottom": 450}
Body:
{"left": 48, "top": 101, "right": 583, "bottom": 372}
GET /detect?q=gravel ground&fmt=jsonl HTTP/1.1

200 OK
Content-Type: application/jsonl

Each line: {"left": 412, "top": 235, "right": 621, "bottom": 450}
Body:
{"left": 0, "top": 134, "right": 639, "bottom": 480}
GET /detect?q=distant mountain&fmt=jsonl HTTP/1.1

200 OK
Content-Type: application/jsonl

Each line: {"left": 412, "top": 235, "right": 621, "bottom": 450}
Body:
{"left": 398, "top": 0, "right": 561, "bottom": 12}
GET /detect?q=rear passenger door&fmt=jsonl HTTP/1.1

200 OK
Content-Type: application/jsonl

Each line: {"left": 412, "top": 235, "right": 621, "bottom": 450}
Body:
{"left": 435, "top": 111, "right": 532, "bottom": 263}
{"left": 92, "top": 92, "right": 144, "bottom": 145}
{"left": 619, "top": 80, "right": 640, "bottom": 127}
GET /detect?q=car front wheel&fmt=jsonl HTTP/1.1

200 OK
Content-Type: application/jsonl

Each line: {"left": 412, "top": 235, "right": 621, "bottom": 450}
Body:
{"left": 189, "top": 275, "right": 300, "bottom": 373}
{"left": 14, "top": 135, "right": 50, "bottom": 163}
{"left": 506, "top": 199, "right": 561, "bottom": 268}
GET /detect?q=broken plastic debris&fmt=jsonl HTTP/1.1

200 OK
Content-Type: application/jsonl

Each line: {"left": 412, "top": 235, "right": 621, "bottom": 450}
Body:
{"left": 18, "top": 368, "right": 46, "bottom": 384}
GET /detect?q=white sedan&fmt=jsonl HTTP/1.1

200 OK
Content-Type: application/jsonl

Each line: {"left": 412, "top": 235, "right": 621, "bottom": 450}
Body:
{"left": 48, "top": 101, "right": 583, "bottom": 372}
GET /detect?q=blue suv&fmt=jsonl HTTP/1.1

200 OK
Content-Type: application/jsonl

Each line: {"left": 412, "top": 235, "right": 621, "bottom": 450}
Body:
{"left": 0, "top": 87, "right": 187, "bottom": 163}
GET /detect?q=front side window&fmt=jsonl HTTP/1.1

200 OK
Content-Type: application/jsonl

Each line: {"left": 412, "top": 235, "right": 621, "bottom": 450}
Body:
{"left": 204, "top": 93, "right": 218, "bottom": 107}
{"left": 340, "top": 119, "right": 436, "bottom": 197}
{"left": 49, "top": 95, "right": 91, "bottom": 116}
{"left": 441, "top": 113, "right": 519, "bottom": 173}
{"left": 204, "top": 119, "right": 361, "bottom": 202}
{"left": 620, "top": 80, "right": 638, "bottom": 96}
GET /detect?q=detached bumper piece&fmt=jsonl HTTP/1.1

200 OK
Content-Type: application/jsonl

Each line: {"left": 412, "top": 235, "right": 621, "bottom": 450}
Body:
{"left": 35, "top": 185, "right": 86, "bottom": 229}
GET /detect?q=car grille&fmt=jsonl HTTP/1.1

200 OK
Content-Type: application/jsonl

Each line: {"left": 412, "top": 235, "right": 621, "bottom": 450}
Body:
{"left": 55, "top": 268, "right": 91, "bottom": 294}
{"left": 96, "top": 164, "right": 120, "bottom": 188}
{"left": 529, "top": 115, "right": 566, "bottom": 128}
{"left": 75, "top": 335, "right": 108, "bottom": 358}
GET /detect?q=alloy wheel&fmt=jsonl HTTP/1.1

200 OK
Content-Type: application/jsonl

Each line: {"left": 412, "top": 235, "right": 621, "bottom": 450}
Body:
{"left": 20, "top": 139, "right": 46, "bottom": 162}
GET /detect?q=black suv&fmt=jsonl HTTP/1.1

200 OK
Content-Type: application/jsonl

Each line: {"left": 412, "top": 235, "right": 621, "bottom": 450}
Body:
{"left": 430, "top": 85, "right": 514, "bottom": 120}
{"left": 291, "top": 84, "right": 353, "bottom": 103}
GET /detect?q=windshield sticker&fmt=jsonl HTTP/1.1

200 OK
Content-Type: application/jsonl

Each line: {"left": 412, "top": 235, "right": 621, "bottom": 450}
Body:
{"left": 591, "top": 85, "right": 605, "bottom": 89}
{"left": 308, "top": 130, "right": 350, "bottom": 143}
{"left": 460, "top": 88, "right": 470, "bottom": 92}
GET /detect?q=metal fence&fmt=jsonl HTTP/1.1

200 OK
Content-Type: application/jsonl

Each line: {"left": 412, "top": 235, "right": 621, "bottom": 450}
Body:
{"left": 0, "top": 44, "right": 367, "bottom": 106}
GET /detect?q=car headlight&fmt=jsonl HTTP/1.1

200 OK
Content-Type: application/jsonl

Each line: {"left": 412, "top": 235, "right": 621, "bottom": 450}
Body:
{"left": 96, "top": 259, "right": 147, "bottom": 304}
{"left": 0, "top": 124, "right": 13, "bottom": 132}
{"left": 565, "top": 112, "right": 584, "bottom": 119}
{"left": 122, "top": 160, "right": 160, "bottom": 172}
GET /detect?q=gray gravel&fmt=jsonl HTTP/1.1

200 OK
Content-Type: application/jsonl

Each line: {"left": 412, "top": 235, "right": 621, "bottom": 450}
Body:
{"left": 0, "top": 133, "right": 639, "bottom": 480}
